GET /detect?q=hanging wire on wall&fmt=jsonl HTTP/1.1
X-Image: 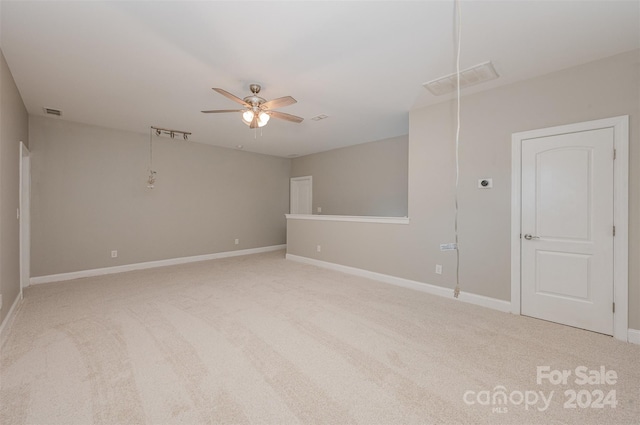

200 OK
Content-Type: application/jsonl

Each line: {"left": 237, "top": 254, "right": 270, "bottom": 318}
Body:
{"left": 147, "top": 127, "right": 157, "bottom": 189}
{"left": 146, "top": 126, "right": 191, "bottom": 189}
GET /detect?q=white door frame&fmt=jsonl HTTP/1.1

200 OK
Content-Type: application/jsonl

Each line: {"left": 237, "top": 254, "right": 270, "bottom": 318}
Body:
{"left": 290, "top": 176, "right": 313, "bottom": 214}
{"left": 19, "top": 142, "right": 31, "bottom": 298}
{"left": 511, "top": 116, "right": 629, "bottom": 341}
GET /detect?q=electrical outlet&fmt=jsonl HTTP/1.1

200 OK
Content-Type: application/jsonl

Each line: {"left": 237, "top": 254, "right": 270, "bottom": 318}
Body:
{"left": 435, "top": 264, "right": 442, "bottom": 274}
{"left": 234, "top": 239, "right": 239, "bottom": 245}
{"left": 111, "top": 250, "right": 118, "bottom": 258}
{"left": 316, "top": 245, "right": 321, "bottom": 252}
{"left": 317, "top": 207, "right": 322, "bottom": 213}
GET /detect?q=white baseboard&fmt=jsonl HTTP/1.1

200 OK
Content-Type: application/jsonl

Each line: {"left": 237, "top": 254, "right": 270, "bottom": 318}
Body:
{"left": 31, "top": 245, "right": 287, "bottom": 285}
{"left": 286, "top": 254, "right": 511, "bottom": 313}
{"left": 628, "top": 329, "right": 640, "bottom": 345}
{"left": 0, "top": 293, "right": 23, "bottom": 348}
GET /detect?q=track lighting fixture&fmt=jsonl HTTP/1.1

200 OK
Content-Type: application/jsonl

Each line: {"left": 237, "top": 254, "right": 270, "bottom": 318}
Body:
{"left": 151, "top": 126, "right": 191, "bottom": 141}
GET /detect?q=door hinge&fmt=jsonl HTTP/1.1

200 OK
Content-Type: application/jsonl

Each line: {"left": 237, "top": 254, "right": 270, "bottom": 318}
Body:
{"left": 519, "top": 233, "right": 522, "bottom": 239}
{"left": 613, "top": 149, "right": 616, "bottom": 160}
{"left": 613, "top": 225, "right": 616, "bottom": 237}
{"left": 613, "top": 302, "right": 615, "bottom": 313}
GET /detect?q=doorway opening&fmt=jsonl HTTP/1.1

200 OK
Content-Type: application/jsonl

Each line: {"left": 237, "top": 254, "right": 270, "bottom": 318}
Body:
{"left": 290, "top": 176, "right": 312, "bottom": 214}
{"left": 19, "top": 142, "right": 31, "bottom": 298}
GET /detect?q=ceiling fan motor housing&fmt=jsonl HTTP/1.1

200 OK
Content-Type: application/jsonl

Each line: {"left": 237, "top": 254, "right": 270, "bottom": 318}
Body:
{"left": 244, "top": 95, "right": 266, "bottom": 107}
{"left": 242, "top": 84, "right": 266, "bottom": 107}
{"left": 244, "top": 84, "right": 266, "bottom": 108}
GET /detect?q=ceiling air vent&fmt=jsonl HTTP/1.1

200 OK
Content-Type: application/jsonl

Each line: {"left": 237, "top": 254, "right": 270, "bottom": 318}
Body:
{"left": 423, "top": 61, "right": 499, "bottom": 96}
{"left": 43, "top": 107, "right": 62, "bottom": 117}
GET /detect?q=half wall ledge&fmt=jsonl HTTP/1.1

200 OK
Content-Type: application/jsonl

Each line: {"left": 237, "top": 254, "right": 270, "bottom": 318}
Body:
{"left": 285, "top": 214, "right": 410, "bottom": 225}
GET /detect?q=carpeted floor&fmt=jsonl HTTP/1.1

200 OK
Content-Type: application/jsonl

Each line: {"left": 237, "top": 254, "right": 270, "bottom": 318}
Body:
{"left": 1, "top": 250, "right": 638, "bottom": 424}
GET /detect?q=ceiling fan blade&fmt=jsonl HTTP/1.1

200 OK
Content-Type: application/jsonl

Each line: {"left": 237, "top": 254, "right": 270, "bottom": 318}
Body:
{"left": 212, "top": 88, "right": 250, "bottom": 107}
{"left": 261, "top": 96, "right": 297, "bottom": 110}
{"left": 201, "top": 109, "right": 244, "bottom": 113}
{"left": 249, "top": 114, "right": 259, "bottom": 129}
{"left": 269, "top": 110, "right": 304, "bottom": 123}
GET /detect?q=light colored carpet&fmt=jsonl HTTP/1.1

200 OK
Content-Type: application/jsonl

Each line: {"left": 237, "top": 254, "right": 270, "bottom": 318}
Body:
{"left": 1, "top": 250, "right": 638, "bottom": 424}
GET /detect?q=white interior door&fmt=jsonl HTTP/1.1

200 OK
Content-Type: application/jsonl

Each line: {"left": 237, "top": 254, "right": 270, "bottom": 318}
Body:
{"left": 290, "top": 176, "right": 312, "bottom": 214}
{"left": 19, "top": 142, "right": 31, "bottom": 296}
{"left": 521, "top": 128, "right": 614, "bottom": 335}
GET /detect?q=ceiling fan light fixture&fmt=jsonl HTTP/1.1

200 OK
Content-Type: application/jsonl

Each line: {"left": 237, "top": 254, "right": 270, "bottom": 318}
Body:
{"left": 258, "top": 111, "right": 270, "bottom": 126}
{"left": 242, "top": 110, "right": 254, "bottom": 125}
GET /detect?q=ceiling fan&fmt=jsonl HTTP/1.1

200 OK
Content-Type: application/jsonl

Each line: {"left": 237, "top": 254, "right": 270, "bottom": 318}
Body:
{"left": 201, "top": 84, "right": 304, "bottom": 129}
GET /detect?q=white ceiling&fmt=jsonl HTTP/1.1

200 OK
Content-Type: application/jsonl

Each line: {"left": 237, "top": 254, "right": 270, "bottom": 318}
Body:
{"left": 1, "top": 1, "right": 638, "bottom": 157}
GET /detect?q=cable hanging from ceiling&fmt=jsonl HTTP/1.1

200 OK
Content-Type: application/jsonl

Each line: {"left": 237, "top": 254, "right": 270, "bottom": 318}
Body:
{"left": 453, "top": 0, "right": 462, "bottom": 298}
{"left": 147, "top": 127, "right": 157, "bottom": 189}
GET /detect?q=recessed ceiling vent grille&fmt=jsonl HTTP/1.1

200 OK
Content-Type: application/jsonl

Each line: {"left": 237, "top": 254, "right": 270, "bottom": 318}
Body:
{"left": 423, "top": 61, "right": 499, "bottom": 96}
{"left": 43, "top": 107, "right": 62, "bottom": 116}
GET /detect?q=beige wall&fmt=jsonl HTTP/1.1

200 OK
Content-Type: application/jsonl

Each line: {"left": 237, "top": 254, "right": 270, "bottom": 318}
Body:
{"left": 0, "top": 49, "right": 29, "bottom": 324}
{"left": 291, "top": 135, "right": 408, "bottom": 216}
{"left": 30, "top": 116, "right": 290, "bottom": 277}
{"left": 287, "top": 50, "right": 640, "bottom": 329}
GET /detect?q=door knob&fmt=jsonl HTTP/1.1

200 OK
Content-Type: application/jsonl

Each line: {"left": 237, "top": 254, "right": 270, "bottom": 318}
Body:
{"left": 524, "top": 234, "right": 540, "bottom": 240}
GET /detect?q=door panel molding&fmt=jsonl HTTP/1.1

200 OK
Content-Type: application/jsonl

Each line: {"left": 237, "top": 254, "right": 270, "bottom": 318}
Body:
{"left": 511, "top": 116, "right": 628, "bottom": 341}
